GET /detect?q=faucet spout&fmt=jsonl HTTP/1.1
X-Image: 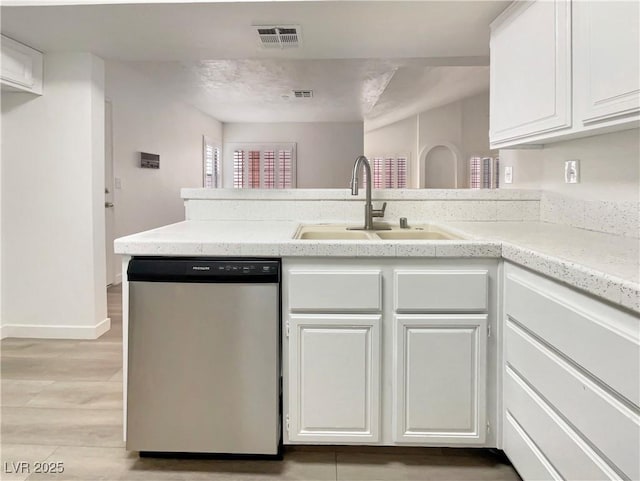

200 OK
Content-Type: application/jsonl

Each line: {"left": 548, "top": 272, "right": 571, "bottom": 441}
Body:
{"left": 349, "top": 155, "right": 382, "bottom": 230}
{"left": 350, "top": 155, "right": 369, "bottom": 197}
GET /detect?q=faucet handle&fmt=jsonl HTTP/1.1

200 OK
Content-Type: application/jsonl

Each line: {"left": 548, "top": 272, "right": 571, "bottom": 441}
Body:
{"left": 372, "top": 202, "right": 387, "bottom": 218}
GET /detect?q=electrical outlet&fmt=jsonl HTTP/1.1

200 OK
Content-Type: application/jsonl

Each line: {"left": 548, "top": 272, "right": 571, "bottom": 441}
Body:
{"left": 115, "top": 177, "right": 122, "bottom": 189}
{"left": 504, "top": 166, "right": 513, "bottom": 184}
{"left": 564, "top": 160, "right": 580, "bottom": 183}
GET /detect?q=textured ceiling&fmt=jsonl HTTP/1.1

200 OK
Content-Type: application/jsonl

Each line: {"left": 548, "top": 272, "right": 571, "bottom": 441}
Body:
{"left": 124, "top": 59, "right": 489, "bottom": 124}
{"left": 1, "top": 1, "right": 507, "bottom": 126}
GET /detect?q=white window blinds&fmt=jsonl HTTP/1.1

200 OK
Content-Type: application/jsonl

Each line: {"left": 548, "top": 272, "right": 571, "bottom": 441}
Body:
{"left": 469, "top": 156, "right": 499, "bottom": 189}
{"left": 203, "top": 137, "right": 221, "bottom": 188}
{"left": 365, "top": 154, "right": 409, "bottom": 189}
{"left": 230, "top": 143, "right": 296, "bottom": 189}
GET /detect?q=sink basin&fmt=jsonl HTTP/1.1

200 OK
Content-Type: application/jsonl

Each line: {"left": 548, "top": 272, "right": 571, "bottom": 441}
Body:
{"left": 298, "top": 231, "right": 371, "bottom": 240}
{"left": 294, "top": 224, "right": 463, "bottom": 241}
{"left": 295, "top": 225, "right": 377, "bottom": 240}
{"left": 375, "top": 230, "right": 461, "bottom": 240}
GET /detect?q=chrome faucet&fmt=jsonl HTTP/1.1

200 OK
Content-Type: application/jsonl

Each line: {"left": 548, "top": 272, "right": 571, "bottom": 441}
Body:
{"left": 348, "top": 155, "right": 389, "bottom": 230}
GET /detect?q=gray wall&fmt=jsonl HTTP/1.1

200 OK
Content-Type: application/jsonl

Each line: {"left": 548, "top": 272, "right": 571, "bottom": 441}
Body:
{"left": 223, "top": 122, "right": 364, "bottom": 188}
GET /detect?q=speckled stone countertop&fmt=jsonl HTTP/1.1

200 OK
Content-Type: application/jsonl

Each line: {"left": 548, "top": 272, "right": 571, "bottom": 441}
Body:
{"left": 446, "top": 222, "right": 639, "bottom": 313}
{"left": 114, "top": 220, "right": 639, "bottom": 313}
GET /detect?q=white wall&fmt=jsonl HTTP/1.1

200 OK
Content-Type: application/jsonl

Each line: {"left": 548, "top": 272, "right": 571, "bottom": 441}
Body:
{"left": 364, "top": 115, "right": 418, "bottom": 186}
{"left": 0, "top": 104, "right": 2, "bottom": 332}
{"left": 105, "top": 61, "right": 223, "bottom": 240}
{"left": 500, "top": 129, "right": 640, "bottom": 202}
{"left": 222, "top": 122, "right": 364, "bottom": 188}
{"left": 1, "top": 53, "right": 108, "bottom": 339}
{"left": 364, "top": 92, "right": 493, "bottom": 189}
{"left": 364, "top": 115, "right": 417, "bottom": 162}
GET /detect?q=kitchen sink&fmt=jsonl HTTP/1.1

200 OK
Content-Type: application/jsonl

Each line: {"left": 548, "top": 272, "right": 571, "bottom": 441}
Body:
{"left": 298, "top": 231, "right": 372, "bottom": 240}
{"left": 294, "top": 224, "right": 463, "bottom": 241}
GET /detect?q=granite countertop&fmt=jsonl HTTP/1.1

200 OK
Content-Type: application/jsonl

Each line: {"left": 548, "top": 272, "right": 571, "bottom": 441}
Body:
{"left": 114, "top": 220, "right": 639, "bottom": 313}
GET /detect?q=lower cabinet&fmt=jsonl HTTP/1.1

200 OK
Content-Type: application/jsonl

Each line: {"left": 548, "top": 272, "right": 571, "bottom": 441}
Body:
{"left": 393, "top": 315, "right": 487, "bottom": 444}
{"left": 286, "top": 314, "right": 381, "bottom": 443}
{"left": 283, "top": 258, "right": 496, "bottom": 446}
{"left": 503, "top": 263, "right": 640, "bottom": 480}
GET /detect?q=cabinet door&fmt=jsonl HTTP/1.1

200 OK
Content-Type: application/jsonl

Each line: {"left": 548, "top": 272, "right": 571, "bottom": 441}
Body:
{"left": 393, "top": 315, "right": 487, "bottom": 444}
{"left": 287, "top": 314, "right": 381, "bottom": 443}
{"left": 489, "top": 0, "right": 571, "bottom": 145}
{"left": 574, "top": 1, "right": 640, "bottom": 124}
{"left": 0, "top": 35, "right": 43, "bottom": 95}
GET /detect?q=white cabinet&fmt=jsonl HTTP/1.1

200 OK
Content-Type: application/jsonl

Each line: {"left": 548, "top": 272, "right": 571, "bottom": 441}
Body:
{"left": 1, "top": 35, "right": 43, "bottom": 95}
{"left": 502, "top": 263, "right": 640, "bottom": 481}
{"left": 393, "top": 315, "right": 487, "bottom": 444}
{"left": 489, "top": 0, "right": 572, "bottom": 146}
{"left": 286, "top": 314, "right": 381, "bottom": 443}
{"left": 490, "top": 0, "right": 640, "bottom": 148}
{"left": 283, "top": 259, "right": 497, "bottom": 447}
{"left": 394, "top": 270, "right": 488, "bottom": 312}
{"left": 288, "top": 269, "right": 381, "bottom": 312}
{"left": 574, "top": 0, "right": 640, "bottom": 125}
{"left": 285, "top": 265, "right": 383, "bottom": 444}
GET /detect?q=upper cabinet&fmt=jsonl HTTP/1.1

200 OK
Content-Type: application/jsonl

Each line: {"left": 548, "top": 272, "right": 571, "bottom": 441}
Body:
{"left": 1, "top": 35, "right": 43, "bottom": 95}
{"left": 574, "top": 1, "right": 640, "bottom": 125}
{"left": 489, "top": 0, "right": 572, "bottom": 146}
{"left": 490, "top": 0, "right": 640, "bottom": 149}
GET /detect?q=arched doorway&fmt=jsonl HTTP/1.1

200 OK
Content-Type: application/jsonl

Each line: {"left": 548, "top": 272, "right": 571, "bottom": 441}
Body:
{"left": 420, "top": 143, "right": 460, "bottom": 189}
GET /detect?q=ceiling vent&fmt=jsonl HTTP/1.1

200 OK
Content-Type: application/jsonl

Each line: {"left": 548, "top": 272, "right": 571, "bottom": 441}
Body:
{"left": 292, "top": 90, "right": 313, "bottom": 98}
{"left": 256, "top": 25, "right": 301, "bottom": 49}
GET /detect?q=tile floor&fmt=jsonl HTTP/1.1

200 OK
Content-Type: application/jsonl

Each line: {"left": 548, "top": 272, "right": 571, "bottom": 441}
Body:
{"left": 1, "top": 285, "right": 521, "bottom": 481}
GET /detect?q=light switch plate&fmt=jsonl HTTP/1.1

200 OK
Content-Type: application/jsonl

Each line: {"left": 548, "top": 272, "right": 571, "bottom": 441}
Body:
{"left": 504, "top": 166, "right": 513, "bottom": 184}
{"left": 115, "top": 177, "right": 122, "bottom": 189}
{"left": 564, "top": 160, "right": 580, "bottom": 183}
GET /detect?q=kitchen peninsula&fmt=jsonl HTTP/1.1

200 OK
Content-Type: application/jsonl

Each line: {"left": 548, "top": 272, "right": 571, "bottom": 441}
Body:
{"left": 115, "top": 188, "right": 639, "bottom": 481}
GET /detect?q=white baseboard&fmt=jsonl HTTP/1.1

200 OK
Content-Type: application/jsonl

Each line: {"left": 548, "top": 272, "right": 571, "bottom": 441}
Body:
{"left": 1, "top": 318, "right": 111, "bottom": 340}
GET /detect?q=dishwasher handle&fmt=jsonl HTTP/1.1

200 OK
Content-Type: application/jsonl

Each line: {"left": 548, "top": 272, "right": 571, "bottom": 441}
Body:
{"left": 127, "top": 257, "right": 280, "bottom": 283}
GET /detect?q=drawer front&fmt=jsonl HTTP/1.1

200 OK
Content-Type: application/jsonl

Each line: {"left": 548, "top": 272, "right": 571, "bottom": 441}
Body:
{"left": 395, "top": 270, "right": 488, "bottom": 312}
{"left": 506, "top": 321, "right": 640, "bottom": 480}
{"left": 288, "top": 270, "right": 381, "bottom": 312}
{"left": 505, "top": 367, "right": 618, "bottom": 480}
{"left": 503, "top": 412, "right": 561, "bottom": 481}
{"left": 505, "top": 272, "right": 640, "bottom": 407}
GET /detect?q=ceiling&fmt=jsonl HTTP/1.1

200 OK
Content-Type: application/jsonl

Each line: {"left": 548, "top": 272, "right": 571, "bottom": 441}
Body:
{"left": 0, "top": 1, "right": 508, "bottom": 128}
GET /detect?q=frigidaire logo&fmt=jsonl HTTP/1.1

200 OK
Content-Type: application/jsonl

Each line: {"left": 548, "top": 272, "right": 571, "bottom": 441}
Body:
{"left": 192, "top": 266, "right": 210, "bottom": 271}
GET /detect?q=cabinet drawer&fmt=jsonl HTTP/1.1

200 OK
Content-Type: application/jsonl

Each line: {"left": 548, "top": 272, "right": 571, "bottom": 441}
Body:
{"left": 503, "top": 412, "right": 561, "bottom": 481}
{"left": 288, "top": 270, "right": 381, "bottom": 312}
{"left": 506, "top": 321, "right": 640, "bottom": 480}
{"left": 505, "top": 367, "right": 618, "bottom": 480}
{"left": 505, "top": 273, "right": 640, "bottom": 407}
{"left": 395, "top": 270, "right": 488, "bottom": 312}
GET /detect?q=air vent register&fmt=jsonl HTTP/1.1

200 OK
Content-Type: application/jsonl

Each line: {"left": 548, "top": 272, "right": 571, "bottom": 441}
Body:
{"left": 256, "top": 25, "right": 301, "bottom": 49}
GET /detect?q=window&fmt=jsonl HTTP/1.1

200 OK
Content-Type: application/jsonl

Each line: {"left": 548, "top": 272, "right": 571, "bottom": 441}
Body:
{"left": 230, "top": 143, "right": 297, "bottom": 189}
{"left": 203, "top": 137, "right": 221, "bottom": 188}
{"left": 365, "top": 154, "right": 409, "bottom": 189}
{"left": 469, "top": 156, "right": 499, "bottom": 189}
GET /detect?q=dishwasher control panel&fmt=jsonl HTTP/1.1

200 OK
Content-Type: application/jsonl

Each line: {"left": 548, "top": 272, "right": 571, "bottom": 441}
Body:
{"left": 205, "top": 262, "right": 278, "bottom": 274}
{"left": 128, "top": 257, "right": 280, "bottom": 283}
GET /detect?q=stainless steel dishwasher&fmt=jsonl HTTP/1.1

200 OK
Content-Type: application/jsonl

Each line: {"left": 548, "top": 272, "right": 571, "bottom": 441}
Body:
{"left": 126, "top": 257, "right": 281, "bottom": 456}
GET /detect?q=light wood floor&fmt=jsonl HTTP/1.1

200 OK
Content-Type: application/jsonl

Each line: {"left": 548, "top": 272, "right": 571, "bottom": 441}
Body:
{"left": 1, "top": 285, "right": 521, "bottom": 481}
